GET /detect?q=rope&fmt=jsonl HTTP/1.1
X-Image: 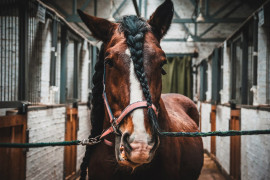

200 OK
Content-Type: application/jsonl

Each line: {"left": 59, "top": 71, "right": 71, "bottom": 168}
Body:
{"left": 160, "top": 129, "right": 270, "bottom": 137}
{"left": 0, "top": 140, "right": 80, "bottom": 148}
{"left": 0, "top": 129, "right": 270, "bottom": 148}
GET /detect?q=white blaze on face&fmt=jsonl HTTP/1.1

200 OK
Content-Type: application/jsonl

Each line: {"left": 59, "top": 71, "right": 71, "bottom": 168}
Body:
{"left": 126, "top": 48, "right": 149, "bottom": 143}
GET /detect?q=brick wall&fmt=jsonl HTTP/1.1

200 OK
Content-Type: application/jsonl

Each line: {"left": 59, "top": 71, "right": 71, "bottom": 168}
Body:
{"left": 241, "top": 108, "right": 270, "bottom": 180}
{"left": 26, "top": 107, "right": 66, "bottom": 180}
{"left": 200, "top": 103, "right": 211, "bottom": 152}
{"left": 76, "top": 105, "right": 91, "bottom": 171}
{"left": 215, "top": 105, "right": 230, "bottom": 174}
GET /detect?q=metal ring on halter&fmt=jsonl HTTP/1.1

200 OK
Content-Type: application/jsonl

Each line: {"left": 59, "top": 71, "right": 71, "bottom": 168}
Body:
{"left": 112, "top": 118, "right": 122, "bottom": 136}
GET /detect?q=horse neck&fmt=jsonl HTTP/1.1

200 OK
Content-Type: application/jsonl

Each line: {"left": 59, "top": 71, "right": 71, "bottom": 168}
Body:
{"left": 157, "top": 98, "right": 171, "bottom": 132}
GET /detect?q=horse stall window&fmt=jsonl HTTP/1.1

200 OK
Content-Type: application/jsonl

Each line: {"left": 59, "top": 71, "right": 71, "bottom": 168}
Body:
{"left": 230, "top": 20, "right": 257, "bottom": 105}
{"left": 200, "top": 60, "right": 207, "bottom": 101}
{"left": 64, "top": 32, "right": 82, "bottom": 103}
{"left": 230, "top": 36, "right": 243, "bottom": 105}
{"left": 0, "top": 0, "right": 20, "bottom": 101}
{"left": 211, "top": 48, "right": 222, "bottom": 104}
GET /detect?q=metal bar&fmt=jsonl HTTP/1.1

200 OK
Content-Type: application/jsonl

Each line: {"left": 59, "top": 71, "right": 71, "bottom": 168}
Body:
{"left": 0, "top": 4, "right": 2, "bottom": 101}
{"left": 205, "top": 0, "right": 209, "bottom": 17}
{"left": 18, "top": 0, "right": 29, "bottom": 101}
{"left": 139, "top": 0, "right": 142, "bottom": 15}
{"left": 113, "top": 0, "right": 127, "bottom": 19}
{"left": 132, "top": 0, "right": 140, "bottom": 17}
{"left": 210, "top": 0, "right": 234, "bottom": 18}
{"left": 242, "top": 30, "right": 248, "bottom": 104}
{"left": 0, "top": 101, "right": 28, "bottom": 109}
{"left": 15, "top": 3, "right": 18, "bottom": 101}
{"left": 73, "top": 0, "right": 77, "bottom": 15}
{"left": 253, "top": 15, "right": 258, "bottom": 86}
{"left": 94, "top": 0, "right": 97, "bottom": 16}
{"left": 144, "top": 0, "right": 147, "bottom": 18}
{"left": 195, "top": 22, "right": 197, "bottom": 36}
{"left": 50, "top": 19, "right": 58, "bottom": 86}
{"left": 174, "top": 11, "right": 194, "bottom": 37}
{"left": 79, "top": 0, "right": 91, "bottom": 11}
{"left": 4, "top": 4, "right": 7, "bottom": 101}
{"left": 8, "top": 1, "right": 11, "bottom": 101}
{"left": 73, "top": 41, "right": 78, "bottom": 99}
{"left": 173, "top": 18, "right": 245, "bottom": 23}
{"left": 163, "top": 38, "right": 225, "bottom": 42}
{"left": 199, "top": 3, "right": 243, "bottom": 38}
{"left": 60, "top": 27, "right": 68, "bottom": 103}
{"left": 166, "top": 53, "right": 198, "bottom": 58}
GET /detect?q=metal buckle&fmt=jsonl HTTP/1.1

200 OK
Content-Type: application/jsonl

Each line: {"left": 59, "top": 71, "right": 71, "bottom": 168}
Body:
{"left": 80, "top": 136, "right": 101, "bottom": 146}
{"left": 112, "top": 118, "right": 122, "bottom": 136}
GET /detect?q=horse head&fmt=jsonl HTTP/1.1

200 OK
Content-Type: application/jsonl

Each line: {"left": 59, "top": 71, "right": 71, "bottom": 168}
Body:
{"left": 78, "top": 0, "right": 174, "bottom": 169}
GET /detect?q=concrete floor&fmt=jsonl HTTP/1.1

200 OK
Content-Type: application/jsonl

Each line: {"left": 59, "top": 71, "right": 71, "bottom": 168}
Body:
{"left": 198, "top": 153, "right": 227, "bottom": 180}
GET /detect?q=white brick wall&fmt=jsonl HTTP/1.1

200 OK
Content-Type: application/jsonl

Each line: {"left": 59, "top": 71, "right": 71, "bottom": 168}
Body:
{"left": 76, "top": 105, "right": 91, "bottom": 171}
{"left": 215, "top": 105, "right": 230, "bottom": 174}
{"left": 241, "top": 108, "right": 270, "bottom": 180}
{"left": 26, "top": 107, "right": 66, "bottom": 180}
{"left": 200, "top": 103, "right": 211, "bottom": 152}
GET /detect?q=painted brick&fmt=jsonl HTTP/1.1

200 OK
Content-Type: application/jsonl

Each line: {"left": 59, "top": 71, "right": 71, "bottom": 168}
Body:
{"left": 241, "top": 108, "right": 270, "bottom": 180}
{"left": 201, "top": 103, "right": 211, "bottom": 152}
{"left": 26, "top": 107, "right": 66, "bottom": 180}
{"left": 76, "top": 105, "right": 92, "bottom": 171}
{"left": 215, "top": 105, "right": 230, "bottom": 174}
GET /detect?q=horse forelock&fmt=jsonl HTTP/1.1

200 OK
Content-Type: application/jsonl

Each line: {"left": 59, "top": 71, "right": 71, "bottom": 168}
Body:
{"left": 117, "top": 15, "right": 161, "bottom": 135}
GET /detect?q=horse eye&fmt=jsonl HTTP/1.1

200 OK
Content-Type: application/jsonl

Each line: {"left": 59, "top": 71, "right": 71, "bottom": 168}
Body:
{"left": 105, "top": 59, "right": 114, "bottom": 67}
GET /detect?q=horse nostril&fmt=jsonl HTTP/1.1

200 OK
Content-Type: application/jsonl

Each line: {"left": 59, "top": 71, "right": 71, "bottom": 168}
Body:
{"left": 122, "top": 132, "right": 132, "bottom": 153}
{"left": 149, "top": 134, "right": 159, "bottom": 153}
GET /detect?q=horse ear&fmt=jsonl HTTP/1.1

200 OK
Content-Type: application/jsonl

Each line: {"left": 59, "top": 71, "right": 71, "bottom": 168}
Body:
{"left": 77, "top": 9, "right": 116, "bottom": 42}
{"left": 148, "top": 0, "right": 174, "bottom": 40}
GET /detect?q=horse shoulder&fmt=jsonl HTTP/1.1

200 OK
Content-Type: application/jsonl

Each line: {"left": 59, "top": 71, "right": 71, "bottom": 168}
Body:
{"left": 161, "top": 93, "right": 199, "bottom": 127}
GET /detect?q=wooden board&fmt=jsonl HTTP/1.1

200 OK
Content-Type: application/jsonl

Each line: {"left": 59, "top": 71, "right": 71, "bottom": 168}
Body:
{"left": 230, "top": 109, "right": 241, "bottom": 180}
{"left": 210, "top": 105, "right": 216, "bottom": 155}
{"left": 64, "top": 108, "right": 78, "bottom": 180}
{"left": 0, "top": 115, "right": 27, "bottom": 180}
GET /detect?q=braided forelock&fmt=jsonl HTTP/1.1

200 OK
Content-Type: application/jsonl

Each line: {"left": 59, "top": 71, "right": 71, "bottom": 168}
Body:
{"left": 119, "top": 15, "right": 161, "bottom": 134}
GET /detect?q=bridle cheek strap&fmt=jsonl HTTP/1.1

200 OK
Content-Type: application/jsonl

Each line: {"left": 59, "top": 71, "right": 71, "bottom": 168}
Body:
{"left": 100, "top": 98, "right": 158, "bottom": 139}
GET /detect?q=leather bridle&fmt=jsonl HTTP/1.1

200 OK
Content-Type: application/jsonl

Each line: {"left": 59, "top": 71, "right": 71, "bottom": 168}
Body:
{"left": 99, "top": 64, "right": 158, "bottom": 144}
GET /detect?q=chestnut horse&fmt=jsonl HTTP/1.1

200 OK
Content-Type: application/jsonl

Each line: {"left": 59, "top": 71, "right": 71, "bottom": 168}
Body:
{"left": 78, "top": 0, "right": 203, "bottom": 179}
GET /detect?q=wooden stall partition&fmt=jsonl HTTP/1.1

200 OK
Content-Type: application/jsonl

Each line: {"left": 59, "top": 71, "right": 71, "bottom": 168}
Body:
{"left": 0, "top": 115, "right": 27, "bottom": 180}
{"left": 64, "top": 108, "right": 79, "bottom": 180}
{"left": 230, "top": 109, "right": 241, "bottom": 180}
{"left": 210, "top": 105, "right": 216, "bottom": 155}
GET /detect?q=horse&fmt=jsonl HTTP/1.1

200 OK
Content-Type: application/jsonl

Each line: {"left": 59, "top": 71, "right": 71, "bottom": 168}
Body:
{"left": 78, "top": 0, "right": 204, "bottom": 179}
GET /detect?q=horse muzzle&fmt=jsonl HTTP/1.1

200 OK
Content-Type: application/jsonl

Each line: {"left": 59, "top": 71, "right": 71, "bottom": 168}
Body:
{"left": 117, "top": 132, "right": 159, "bottom": 169}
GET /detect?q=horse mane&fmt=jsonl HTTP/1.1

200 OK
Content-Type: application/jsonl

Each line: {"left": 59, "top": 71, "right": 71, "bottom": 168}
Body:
{"left": 118, "top": 15, "right": 160, "bottom": 134}
{"left": 89, "top": 44, "right": 105, "bottom": 137}
{"left": 80, "top": 45, "right": 105, "bottom": 180}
